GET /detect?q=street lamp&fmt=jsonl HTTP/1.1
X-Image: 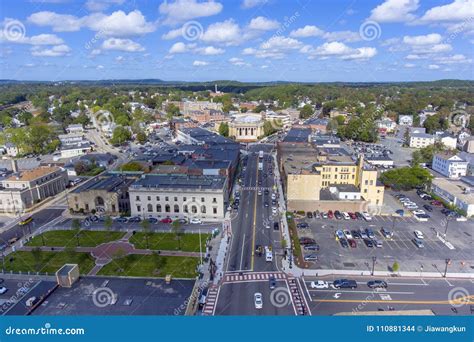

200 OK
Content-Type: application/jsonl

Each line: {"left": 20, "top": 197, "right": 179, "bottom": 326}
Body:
{"left": 444, "top": 216, "right": 452, "bottom": 240}
{"left": 444, "top": 258, "right": 451, "bottom": 278}
{"left": 371, "top": 256, "right": 377, "bottom": 276}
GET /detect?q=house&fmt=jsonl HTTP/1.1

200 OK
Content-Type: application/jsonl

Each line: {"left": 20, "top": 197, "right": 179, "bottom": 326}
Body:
{"left": 409, "top": 132, "right": 435, "bottom": 148}
{"left": 376, "top": 118, "right": 397, "bottom": 134}
{"left": 398, "top": 115, "right": 413, "bottom": 126}
{"left": 435, "top": 132, "right": 457, "bottom": 150}
{"left": 3, "top": 143, "right": 19, "bottom": 157}
{"left": 60, "top": 142, "right": 92, "bottom": 159}
{"left": 66, "top": 124, "right": 84, "bottom": 134}
{"left": 432, "top": 153, "right": 468, "bottom": 179}
{"left": 463, "top": 136, "right": 474, "bottom": 153}
{"left": 458, "top": 152, "right": 474, "bottom": 176}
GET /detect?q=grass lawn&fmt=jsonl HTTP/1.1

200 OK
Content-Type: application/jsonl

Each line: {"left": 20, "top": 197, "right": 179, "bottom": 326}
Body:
{"left": 4, "top": 251, "right": 95, "bottom": 274}
{"left": 27, "top": 230, "right": 125, "bottom": 248}
{"left": 129, "top": 232, "right": 209, "bottom": 252}
{"left": 98, "top": 254, "right": 199, "bottom": 278}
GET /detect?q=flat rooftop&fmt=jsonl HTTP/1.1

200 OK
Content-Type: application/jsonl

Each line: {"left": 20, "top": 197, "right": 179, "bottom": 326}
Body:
{"left": 4, "top": 166, "right": 62, "bottom": 182}
{"left": 31, "top": 276, "right": 196, "bottom": 316}
{"left": 72, "top": 175, "right": 135, "bottom": 193}
{"left": 131, "top": 174, "right": 226, "bottom": 190}
{"left": 432, "top": 177, "right": 474, "bottom": 204}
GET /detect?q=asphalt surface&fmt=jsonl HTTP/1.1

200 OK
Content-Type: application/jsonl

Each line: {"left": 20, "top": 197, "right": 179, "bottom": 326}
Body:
{"left": 303, "top": 275, "right": 474, "bottom": 316}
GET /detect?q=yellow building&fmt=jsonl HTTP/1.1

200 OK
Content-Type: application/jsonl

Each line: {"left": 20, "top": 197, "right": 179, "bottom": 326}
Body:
{"left": 278, "top": 142, "right": 384, "bottom": 212}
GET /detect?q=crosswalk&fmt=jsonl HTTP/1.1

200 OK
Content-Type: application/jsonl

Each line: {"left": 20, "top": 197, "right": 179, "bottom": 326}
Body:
{"left": 202, "top": 286, "right": 219, "bottom": 316}
{"left": 240, "top": 186, "right": 274, "bottom": 191}
{"left": 287, "top": 276, "right": 311, "bottom": 316}
{"left": 223, "top": 271, "right": 286, "bottom": 283}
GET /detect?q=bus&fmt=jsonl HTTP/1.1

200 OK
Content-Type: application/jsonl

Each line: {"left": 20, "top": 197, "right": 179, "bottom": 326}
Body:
{"left": 259, "top": 150, "right": 264, "bottom": 159}
{"left": 19, "top": 216, "right": 33, "bottom": 226}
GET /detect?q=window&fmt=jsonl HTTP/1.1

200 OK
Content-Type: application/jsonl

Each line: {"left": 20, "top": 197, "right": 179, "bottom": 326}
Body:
{"left": 137, "top": 205, "right": 141, "bottom": 212}
{"left": 157, "top": 204, "right": 162, "bottom": 212}
{"left": 174, "top": 197, "right": 178, "bottom": 201}
{"left": 174, "top": 204, "right": 179, "bottom": 213}
{"left": 156, "top": 196, "right": 160, "bottom": 201}
{"left": 213, "top": 207, "right": 217, "bottom": 214}
{"left": 147, "top": 196, "right": 151, "bottom": 201}
{"left": 365, "top": 180, "right": 368, "bottom": 185}
{"left": 201, "top": 197, "right": 205, "bottom": 203}
{"left": 165, "top": 204, "right": 170, "bottom": 212}
{"left": 147, "top": 204, "right": 153, "bottom": 212}
{"left": 201, "top": 205, "right": 206, "bottom": 214}
{"left": 183, "top": 205, "right": 188, "bottom": 213}
{"left": 136, "top": 195, "right": 140, "bottom": 201}
{"left": 212, "top": 197, "right": 217, "bottom": 203}
{"left": 370, "top": 180, "right": 373, "bottom": 186}
{"left": 165, "top": 196, "right": 169, "bottom": 201}
{"left": 183, "top": 197, "right": 187, "bottom": 202}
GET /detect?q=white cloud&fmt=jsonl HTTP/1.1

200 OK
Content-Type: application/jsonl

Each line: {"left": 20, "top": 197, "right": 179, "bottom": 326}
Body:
{"left": 404, "top": 63, "right": 416, "bottom": 67}
{"left": 403, "top": 33, "right": 442, "bottom": 45}
{"left": 368, "top": 0, "right": 419, "bottom": 23}
{"left": 27, "top": 11, "right": 82, "bottom": 32}
{"left": 434, "top": 54, "right": 472, "bottom": 64}
{"left": 201, "top": 19, "right": 241, "bottom": 45}
{"left": 102, "top": 38, "right": 145, "bottom": 52}
{"left": 242, "top": 47, "right": 256, "bottom": 55}
{"left": 229, "top": 57, "right": 250, "bottom": 66}
{"left": 342, "top": 47, "right": 377, "bottom": 60}
{"left": 290, "top": 25, "right": 324, "bottom": 38}
{"left": 323, "top": 30, "right": 361, "bottom": 43}
{"left": 0, "top": 28, "right": 64, "bottom": 46}
{"left": 420, "top": 0, "right": 473, "bottom": 22}
{"left": 193, "top": 60, "right": 209, "bottom": 66}
{"left": 248, "top": 16, "right": 279, "bottom": 31}
{"left": 31, "top": 44, "right": 71, "bottom": 57}
{"left": 96, "top": 64, "right": 104, "bottom": 70}
{"left": 261, "top": 64, "right": 269, "bottom": 69}
{"left": 85, "top": 0, "right": 125, "bottom": 12}
{"left": 115, "top": 55, "right": 124, "bottom": 62}
{"left": 162, "top": 27, "right": 183, "bottom": 40}
{"left": 159, "top": 0, "right": 223, "bottom": 25}
{"left": 313, "top": 41, "right": 353, "bottom": 56}
{"left": 405, "top": 54, "right": 428, "bottom": 60}
{"left": 428, "top": 64, "right": 440, "bottom": 69}
{"left": 242, "top": 0, "right": 268, "bottom": 8}
{"left": 413, "top": 43, "right": 452, "bottom": 54}
{"left": 242, "top": 36, "right": 303, "bottom": 59}
{"left": 28, "top": 10, "right": 156, "bottom": 37}
{"left": 90, "top": 49, "right": 102, "bottom": 56}
{"left": 196, "top": 45, "right": 225, "bottom": 55}
{"left": 169, "top": 42, "right": 189, "bottom": 53}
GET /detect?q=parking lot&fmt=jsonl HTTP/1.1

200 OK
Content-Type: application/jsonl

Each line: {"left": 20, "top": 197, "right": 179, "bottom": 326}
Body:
{"left": 294, "top": 191, "right": 473, "bottom": 274}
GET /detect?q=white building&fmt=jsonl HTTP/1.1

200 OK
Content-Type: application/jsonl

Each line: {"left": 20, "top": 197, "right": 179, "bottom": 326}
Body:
{"left": 365, "top": 155, "right": 394, "bottom": 168}
{"left": 431, "top": 177, "right": 474, "bottom": 217}
{"left": 409, "top": 133, "right": 435, "bottom": 148}
{"left": 398, "top": 115, "right": 413, "bottom": 126}
{"left": 435, "top": 133, "right": 457, "bottom": 149}
{"left": 458, "top": 152, "right": 474, "bottom": 176}
{"left": 0, "top": 162, "right": 68, "bottom": 213}
{"left": 66, "top": 124, "right": 84, "bottom": 134}
{"left": 432, "top": 153, "right": 468, "bottom": 179}
{"left": 376, "top": 118, "right": 397, "bottom": 132}
{"left": 129, "top": 174, "right": 229, "bottom": 222}
{"left": 60, "top": 142, "right": 92, "bottom": 159}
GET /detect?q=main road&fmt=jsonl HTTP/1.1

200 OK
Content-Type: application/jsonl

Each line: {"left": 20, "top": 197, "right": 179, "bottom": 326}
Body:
{"left": 215, "top": 144, "right": 296, "bottom": 315}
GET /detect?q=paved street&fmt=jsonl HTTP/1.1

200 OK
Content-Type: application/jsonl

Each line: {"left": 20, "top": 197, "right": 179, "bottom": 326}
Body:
{"left": 303, "top": 275, "right": 474, "bottom": 315}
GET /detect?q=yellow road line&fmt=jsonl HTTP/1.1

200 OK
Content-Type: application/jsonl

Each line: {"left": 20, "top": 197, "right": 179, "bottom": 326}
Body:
{"left": 314, "top": 296, "right": 474, "bottom": 306}
{"left": 250, "top": 165, "right": 259, "bottom": 271}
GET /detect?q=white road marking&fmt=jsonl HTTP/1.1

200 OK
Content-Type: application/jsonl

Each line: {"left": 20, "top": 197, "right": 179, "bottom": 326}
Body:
{"left": 239, "top": 233, "right": 246, "bottom": 270}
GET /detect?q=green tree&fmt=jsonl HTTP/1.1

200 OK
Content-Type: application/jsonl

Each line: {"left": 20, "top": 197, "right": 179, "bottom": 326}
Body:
{"left": 120, "top": 161, "right": 144, "bottom": 172}
{"left": 299, "top": 104, "right": 313, "bottom": 119}
{"left": 171, "top": 220, "right": 184, "bottom": 250}
{"left": 218, "top": 122, "right": 229, "bottom": 137}
{"left": 136, "top": 131, "right": 147, "bottom": 145}
{"left": 104, "top": 216, "right": 113, "bottom": 231}
{"left": 263, "top": 120, "right": 277, "bottom": 136}
{"left": 110, "top": 126, "right": 131, "bottom": 145}
{"left": 254, "top": 103, "right": 266, "bottom": 113}
{"left": 141, "top": 219, "right": 152, "bottom": 249}
{"left": 379, "top": 166, "right": 433, "bottom": 190}
{"left": 71, "top": 219, "right": 82, "bottom": 247}
{"left": 392, "top": 261, "right": 400, "bottom": 272}
{"left": 166, "top": 103, "right": 180, "bottom": 120}
{"left": 152, "top": 251, "right": 167, "bottom": 273}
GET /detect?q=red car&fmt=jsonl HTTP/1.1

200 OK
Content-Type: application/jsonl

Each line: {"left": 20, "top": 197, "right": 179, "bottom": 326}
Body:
{"left": 431, "top": 200, "right": 443, "bottom": 207}
{"left": 327, "top": 210, "right": 334, "bottom": 219}
{"left": 348, "top": 212, "right": 357, "bottom": 220}
{"left": 161, "top": 217, "right": 172, "bottom": 223}
{"left": 348, "top": 239, "right": 357, "bottom": 248}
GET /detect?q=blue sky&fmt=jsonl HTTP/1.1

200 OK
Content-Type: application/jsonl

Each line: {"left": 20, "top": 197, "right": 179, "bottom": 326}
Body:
{"left": 0, "top": 0, "right": 473, "bottom": 82}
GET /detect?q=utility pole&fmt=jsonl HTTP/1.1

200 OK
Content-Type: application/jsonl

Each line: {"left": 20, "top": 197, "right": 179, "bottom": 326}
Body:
{"left": 371, "top": 256, "right": 377, "bottom": 276}
{"left": 444, "top": 258, "right": 451, "bottom": 278}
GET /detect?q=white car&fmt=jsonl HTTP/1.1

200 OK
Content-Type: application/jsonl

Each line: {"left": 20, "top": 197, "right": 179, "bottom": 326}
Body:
{"left": 0, "top": 286, "right": 7, "bottom": 294}
{"left": 414, "top": 230, "right": 424, "bottom": 239}
{"left": 272, "top": 207, "right": 277, "bottom": 214}
{"left": 257, "top": 190, "right": 262, "bottom": 196}
{"left": 362, "top": 212, "right": 372, "bottom": 221}
{"left": 343, "top": 230, "right": 352, "bottom": 239}
{"left": 412, "top": 209, "right": 425, "bottom": 215}
{"left": 342, "top": 212, "right": 350, "bottom": 220}
{"left": 310, "top": 281, "right": 329, "bottom": 289}
{"left": 190, "top": 218, "right": 202, "bottom": 224}
{"left": 271, "top": 193, "right": 276, "bottom": 200}
{"left": 254, "top": 292, "right": 263, "bottom": 309}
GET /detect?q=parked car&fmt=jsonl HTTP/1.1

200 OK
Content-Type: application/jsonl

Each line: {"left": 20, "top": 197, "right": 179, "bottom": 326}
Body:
{"left": 306, "top": 212, "right": 313, "bottom": 219}
{"left": 360, "top": 229, "right": 368, "bottom": 239}
{"left": 190, "top": 218, "right": 202, "bottom": 224}
{"left": 348, "top": 212, "right": 357, "bottom": 220}
{"left": 361, "top": 212, "right": 372, "bottom": 221}
{"left": 414, "top": 230, "right": 424, "bottom": 239}
{"left": 431, "top": 200, "right": 443, "bottom": 207}
{"left": 297, "top": 222, "right": 309, "bottom": 229}
{"left": 343, "top": 230, "right": 353, "bottom": 239}
{"left": 128, "top": 216, "right": 141, "bottom": 223}
{"left": 299, "top": 237, "right": 316, "bottom": 245}
{"left": 355, "top": 212, "right": 363, "bottom": 220}
{"left": 0, "top": 286, "right": 7, "bottom": 294}
{"left": 342, "top": 212, "right": 350, "bottom": 220}
{"left": 304, "top": 244, "right": 320, "bottom": 251}
{"left": 327, "top": 210, "right": 334, "bottom": 219}
{"left": 363, "top": 239, "right": 374, "bottom": 248}
{"left": 351, "top": 230, "right": 361, "bottom": 239}
{"left": 380, "top": 228, "right": 393, "bottom": 239}
{"left": 367, "top": 280, "right": 388, "bottom": 289}
{"left": 373, "top": 239, "right": 383, "bottom": 248}
{"left": 321, "top": 212, "right": 328, "bottom": 219}
{"left": 335, "top": 230, "right": 345, "bottom": 240}
{"left": 365, "top": 228, "right": 375, "bottom": 239}
{"left": 314, "top": 211, "right": 320, "bottom": 219}
{"left": 161, "top": 217, "right": 172, "bottom": 224}
{"left": 395, "top": 209, "right": 404, "bottom": 216}
{"left": 339, "top": 238, "right": 349, "bottom": 248}
{"left": 412, "top": 238, "right": 425, "bottom": 248}
{"left": 348, "top": 239, "right": 357, "bottom": 248}
{"left": 334, "top": 210, "right": 343, "bottom": 220}
{"left": 333, "top": 279, "right": 357, "bottom": 289}
{"left": 147, "top": 217, "right": 158, "bottom": 224}
{"left": 273, "top": 222, "right": 279, "bottom": 230}
{"left": 115, "top": 217, "right": 128, "bottom": 223}
{"left": 310, "top": 281, "right": 329, "bottom": 289}
{"left": 304, "top": 254, "right": 318, "bottom": 261}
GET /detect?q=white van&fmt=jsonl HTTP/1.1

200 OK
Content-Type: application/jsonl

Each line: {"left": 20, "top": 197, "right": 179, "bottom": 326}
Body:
{"left": 265, "top": 246, "right": 273, "bottom": 262}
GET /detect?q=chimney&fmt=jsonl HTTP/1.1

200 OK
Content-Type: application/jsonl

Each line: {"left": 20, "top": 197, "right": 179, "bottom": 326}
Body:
{"left": 11, "top": 159, "right": 18, "bottom": 173}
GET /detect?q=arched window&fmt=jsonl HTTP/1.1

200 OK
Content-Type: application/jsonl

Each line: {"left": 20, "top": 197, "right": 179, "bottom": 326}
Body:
{"left": 191, "top": 205, "right": 197, "bottom": 214}
{"left": 201, "top": 205, "right": 206, "bottom": 214}
{"left": 174, "top": 204, "right": 179, "bottom": 213}
{"left": 165, "top": 204, "right": 170, "bottom": 212}
{"left": 95, "top": 196, "right": 105, "bottom": 206}
{"left": 147, "top": 204, "right": 153, "bottom": 212}
{"left": 183, "top": 205, "right": 188, "bottom": 213}
{"left": 156, "top": 204, "right": 162, "bottom": 212}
